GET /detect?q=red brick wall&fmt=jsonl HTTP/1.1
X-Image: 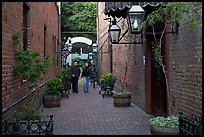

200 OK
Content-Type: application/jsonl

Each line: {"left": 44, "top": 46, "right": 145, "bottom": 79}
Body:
{"left": 97, "top": 3, "right": 111, "bottom": 77}
{"left": 169, "top": 2, "right": 202, "bottom": 117}
{"left": 97, "top": 2, "right": 146, "bottom": 111}
{"left": 97, "top": 2, "right": 202, "bottom": 117}
{"left": 2, "top": 2, "right": 60, "bottom": 120}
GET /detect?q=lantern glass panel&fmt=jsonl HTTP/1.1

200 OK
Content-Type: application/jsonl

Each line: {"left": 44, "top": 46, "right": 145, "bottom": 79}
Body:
{"left": 109, "top": 25, "right": 121, "bottom": 43}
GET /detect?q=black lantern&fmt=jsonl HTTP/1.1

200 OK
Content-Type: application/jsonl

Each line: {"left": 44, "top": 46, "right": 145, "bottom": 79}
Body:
{"left": 67, "top": 38, "right": 72, "bottom": 52}
{"left": 127, "top": 5, "right": 145, "bottom": 33}
{"left": 108, "top": 17, "right": 121, "bottom": 44}
{"left": 88, "top": 52, "right": 93, "bottom": 60}
{"left": 92, "top": 43, "right": 97, "bottom": 53}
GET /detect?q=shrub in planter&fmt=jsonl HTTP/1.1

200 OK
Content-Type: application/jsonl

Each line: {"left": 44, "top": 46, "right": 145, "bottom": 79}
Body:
{"left": 60, "top": 68, "right": 72, "bottom": 90}
{"left": 100, "top": 72, "right": 112, "bottom": 86}
{"left": 149, "top": 115, "right": 179, "bottom": 135}
{"left": 112, "top": 91, "right": 131, "bottom": 107}
{"left": 2, "top": 104, "right": 53, "bottom": 135}
{"left": 43, "top": 77, "right": 62, "bottom": 107}
{"left": 16, "top": 103, "right": 41, "bottom": 121}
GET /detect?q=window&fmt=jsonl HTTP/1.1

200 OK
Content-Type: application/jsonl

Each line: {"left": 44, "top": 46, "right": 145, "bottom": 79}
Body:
{"left": 44, "top": 26, "right": 47, "bottom": 58}
{"left": 23, "top": 2, "right": 30, "bottom": 50}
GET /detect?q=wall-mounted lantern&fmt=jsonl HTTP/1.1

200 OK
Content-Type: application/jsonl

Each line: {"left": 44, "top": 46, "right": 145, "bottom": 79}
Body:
{"left": 126, "top": 5, "right": 145, "bottom": 34}
{"left": 108, "top": 5, "right": 145, "bottom": 44}
{"left": 108, "top": 18, "right": 121, "bottom": 44}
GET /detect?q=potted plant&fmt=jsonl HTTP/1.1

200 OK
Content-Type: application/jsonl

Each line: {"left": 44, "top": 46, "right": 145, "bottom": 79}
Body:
{"left": 60, "top": 68, "right": 72, "bottom": 97}
{"left": 42, "top": 76, "right": 62, "bottom": 107}
{"left": 149, "top": 115, "right": 179, "bottom": 135}
{"left": 15, "top": 103, "right": 41, "bottom": 121}
{"left": 100, "top": 72, "right": 112, "bottom": 87}
{"left": 100, "top": 72, "right": 116, "bottom": 97}
{"left": 2, "top": 103, "right": 53, "bottom": 135}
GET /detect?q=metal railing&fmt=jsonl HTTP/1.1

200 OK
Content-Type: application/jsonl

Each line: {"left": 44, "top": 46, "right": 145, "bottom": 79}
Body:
{"left": 2, "top": 115, "right": 53, "bottom": 135}
{"left": 179, "top": 111, "right": 202, "bottom": 135}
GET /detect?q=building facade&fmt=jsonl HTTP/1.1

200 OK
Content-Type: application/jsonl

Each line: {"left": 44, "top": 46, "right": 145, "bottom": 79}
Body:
{"left": 2, "top": 2, "right": 61, "bottom": 120}
{"left": 97, "top": 2, "right": 202, "bottom": 117}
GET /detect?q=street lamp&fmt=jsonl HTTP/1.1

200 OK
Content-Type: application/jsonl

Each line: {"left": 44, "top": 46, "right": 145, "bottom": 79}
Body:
{"left": 65, "top": 37, "right": 72, "bottom": 52}
{"left": 92, "top": 43, "right": 98, "bottom": 53}
{"left": 108, "top": 5, "right": 145, "bottom": 44}
{"left": 88, "top": 52, "right": 93, "bottom": 60}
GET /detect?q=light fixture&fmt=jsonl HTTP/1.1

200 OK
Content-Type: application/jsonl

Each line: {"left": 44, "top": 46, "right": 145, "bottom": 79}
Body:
{"left": 92, "top": 43, "right": 98, "bottom": 53}
{"left": 67, "top": 38, "right": 72, "bottom": 52}
{"left": 126, "top": 5, "right": 145, "bottom": 33}
{"left": 108, "top": 17, "right": 121, "bottom": 44}
{"left": 88, "top": 52, "right": 93, "bottom": 60}
{"left": 108, "top": 5, "right": 145, "bottom": 44}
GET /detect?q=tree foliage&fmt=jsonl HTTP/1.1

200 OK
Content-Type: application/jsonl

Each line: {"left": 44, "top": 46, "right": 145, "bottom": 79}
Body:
{"left": 61, "top": 2, "right": 97, "bottom": 52}
{"left": 61, "top": 2, "right": 96, "bottom": 32}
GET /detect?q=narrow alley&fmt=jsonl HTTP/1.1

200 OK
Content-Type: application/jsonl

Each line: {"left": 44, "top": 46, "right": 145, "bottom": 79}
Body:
{"left": 40, "top": 81, "right": 152, "bottom": 135}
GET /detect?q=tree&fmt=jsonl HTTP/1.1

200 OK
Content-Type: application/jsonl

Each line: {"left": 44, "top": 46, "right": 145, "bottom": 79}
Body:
{"left": 141, "top": 2, "right": 199, "bottom": 113}
{"left": 61, "top": 2, "right": 97, "bottom": 48}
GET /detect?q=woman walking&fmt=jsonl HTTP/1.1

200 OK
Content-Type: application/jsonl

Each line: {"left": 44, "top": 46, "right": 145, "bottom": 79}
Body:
{"left": 81, "top": 62, "right": 91, "bottom": 93}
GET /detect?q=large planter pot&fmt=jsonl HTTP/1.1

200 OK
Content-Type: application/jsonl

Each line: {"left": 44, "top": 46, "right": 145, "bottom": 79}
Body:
{"left": 112, "top": 92, "right": 131, "bottom": 107}
{"left": 150, "top": 124, "right": 179, "bottom": 135}
{"left": 43, "top": 95, "right": 61, "bottom": 107}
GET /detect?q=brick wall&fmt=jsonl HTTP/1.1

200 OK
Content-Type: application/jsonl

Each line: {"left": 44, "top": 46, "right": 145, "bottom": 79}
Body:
{"left": 97, "top": 2, "right": 146, "bottom": 111}
{"left": 169, "top": 2, "right": 202, "bottom": 117}
{"left": 97, "top": 2, "right": 111, "bottom": 77}
{"left": 97, "top": 2, "right": 202, "bottom": 117}
{"left": 2, "top": 2, "right": 61, "bottom": 120}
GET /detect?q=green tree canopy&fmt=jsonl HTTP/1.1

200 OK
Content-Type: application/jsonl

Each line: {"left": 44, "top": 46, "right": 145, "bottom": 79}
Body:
{"left": 62, "top": 2, "right": 96, "bottom": 32}
{"left": 61, "top": 2, "right": 97, "bottom": 52}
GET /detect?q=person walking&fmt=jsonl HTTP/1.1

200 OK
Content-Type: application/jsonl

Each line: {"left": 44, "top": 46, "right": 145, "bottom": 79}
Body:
{"left": 81, "top": 62, "right": 91, "bottom": 93}
{"left": 70, "top": 61, "right": 81, "bottom": 93}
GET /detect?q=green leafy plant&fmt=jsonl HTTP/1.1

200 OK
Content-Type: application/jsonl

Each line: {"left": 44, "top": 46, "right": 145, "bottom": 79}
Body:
{"left": 141, "top": 2, "right": 199, "bottom": 111}
{"left": 12, "top": 29, "right": 56, "bottom": 88}
{"left": 60, "top": 68, "right": 72, "bottom": 84}
{"left": 149, "top": 116, "right": 179, "bottom": 127}
{"left": 16, "top": 103, "right": 41, "bottom": 121}
{"left": 112, "top": 91, "right": 131, "bottom": 95}
{"left": 12, "top": 28, "right": 24, "bottom": 46}
{"left": 100, "top": 72, "right": 112, "bottom": 85}
{"left": 44, "top": 77, "right": 62, "bottom": 95}
{"left": 13, "top": 49, "right": 55, "bottom": 88}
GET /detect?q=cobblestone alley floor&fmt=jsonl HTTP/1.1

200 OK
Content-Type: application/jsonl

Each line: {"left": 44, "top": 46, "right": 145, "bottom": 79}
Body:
{"left": 39, "top": 82, "right": 152, "bottom": 135}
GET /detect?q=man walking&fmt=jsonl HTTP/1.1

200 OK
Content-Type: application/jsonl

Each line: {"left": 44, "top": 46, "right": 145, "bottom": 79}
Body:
{"left": 70, "top": 61, "right": 80, "bottom": 93}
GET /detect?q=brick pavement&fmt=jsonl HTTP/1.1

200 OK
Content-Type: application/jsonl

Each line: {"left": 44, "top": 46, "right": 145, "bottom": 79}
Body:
{"left": 39, "top": 82, "right": 152, "bottom": 135}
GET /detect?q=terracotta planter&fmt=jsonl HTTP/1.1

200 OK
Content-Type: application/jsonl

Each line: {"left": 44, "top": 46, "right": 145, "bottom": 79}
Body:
{"left": 150, "top": 124, "right": 179, "bottom": 135}
{"left": 43, "top": 95, "right": 61, "bottom": 107}
{"left": 112, "top": 92, "right": 131, "bottom": 107}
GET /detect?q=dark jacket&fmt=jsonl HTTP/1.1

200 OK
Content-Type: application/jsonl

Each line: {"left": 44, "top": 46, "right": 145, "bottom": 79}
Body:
{"left": 70, "top": 65, "right": 80, "bottom": 78}
{"left": 81, "top": 66, "right": 91, "bottom": 77}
